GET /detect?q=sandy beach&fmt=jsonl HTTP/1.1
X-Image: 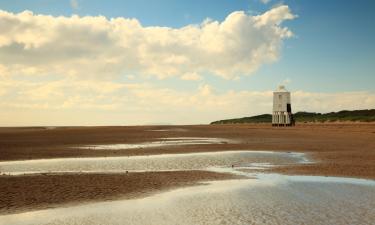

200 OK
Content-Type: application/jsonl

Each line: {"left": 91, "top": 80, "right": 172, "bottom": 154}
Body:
{"left": 0, "top": 123, "right": 374, "bottom": 214}
{"left": 1, "top": 123, "right": 374, "bottom": 177}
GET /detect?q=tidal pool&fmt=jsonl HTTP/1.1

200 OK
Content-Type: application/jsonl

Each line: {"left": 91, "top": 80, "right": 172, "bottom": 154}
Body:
{"left": 1, "top": 175, "right": 374, "bottom": 225}
{"left": 0, "top": 151, "right": 306, "bottom": 175}
{"left": 76, "top": 137, "right": 232, "bottom": 150}
{"left": 1, "top": 149, "right": 374, "bottom": 225}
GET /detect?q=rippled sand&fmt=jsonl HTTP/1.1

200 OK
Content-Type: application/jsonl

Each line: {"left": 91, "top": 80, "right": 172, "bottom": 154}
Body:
{"left": 1, "top": 175, "right": 374, "bottom": 225}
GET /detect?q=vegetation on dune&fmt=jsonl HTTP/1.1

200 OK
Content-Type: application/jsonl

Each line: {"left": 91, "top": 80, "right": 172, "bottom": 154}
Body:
{"left": 210, "top": 109, "right": 375, "bottom": 124}
{"left": 211, "top": 114, "right": 272, "bottom": 124}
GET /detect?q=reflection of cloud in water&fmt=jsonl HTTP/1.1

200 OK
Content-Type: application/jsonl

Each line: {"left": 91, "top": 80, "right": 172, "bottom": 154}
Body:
{"left": 76, "top": 137, "right": 233, "bottom": 150}
{"left": 1, "top": 149, "right": 374, "bottom": 225}
{"left": 0, "top": 151, "right": 307, "bottom": 175}
{"left": 1, "top": 176, "right": 374, "bottom": 225}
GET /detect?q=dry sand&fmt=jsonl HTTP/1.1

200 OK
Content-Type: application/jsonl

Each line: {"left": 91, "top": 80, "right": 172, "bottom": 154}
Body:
{"left": 0, "top": 123, "right": 374, "bottom": 214}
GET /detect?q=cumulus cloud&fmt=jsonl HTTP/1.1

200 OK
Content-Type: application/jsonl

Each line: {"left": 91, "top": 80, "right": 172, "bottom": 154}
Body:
{"left": 0, "top": 6, "right": 372, "bottom": 126}
{"left": 0, "top": 5, "right": 295, "bottom": 80}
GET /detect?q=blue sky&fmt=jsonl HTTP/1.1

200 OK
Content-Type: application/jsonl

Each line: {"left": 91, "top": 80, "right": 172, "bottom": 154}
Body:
{"left": 0, "top": 0, "right": 374, "bottom": 125}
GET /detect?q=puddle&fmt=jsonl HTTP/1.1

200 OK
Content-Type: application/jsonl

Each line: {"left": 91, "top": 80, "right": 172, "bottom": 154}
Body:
{"left": 0, "top": 151, "right": 306, "bottom": 175}
{"left": 75, "top": 137, "right": 232, "bottom": 150}
{"left": 1, "top": 176, "right": 374, "bottom": 225}
{"left": 1, "top": 148, "right": 374, "bottom": 225}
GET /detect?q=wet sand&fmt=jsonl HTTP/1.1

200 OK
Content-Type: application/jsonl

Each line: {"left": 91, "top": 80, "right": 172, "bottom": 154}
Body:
{"left": 0, "top": 123, "right": 374, "bottom": 215}
{"left": 2, "top": 176, "right": 374, "bottom": 225}
{"left": 0, "top": 171, "right": 239, "bottom": 214}
{"left": 1, "top": 123, "right": 374, "bottom": 178}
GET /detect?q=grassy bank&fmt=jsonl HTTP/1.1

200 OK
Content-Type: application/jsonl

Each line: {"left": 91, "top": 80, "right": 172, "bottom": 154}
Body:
{"left": 211, "top": 109, "right": 375, "bottom": 124}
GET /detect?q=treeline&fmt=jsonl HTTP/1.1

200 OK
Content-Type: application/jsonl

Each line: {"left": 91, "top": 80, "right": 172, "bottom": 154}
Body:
{"left": 210, "top": 109, "right": 375, "bottom": 124}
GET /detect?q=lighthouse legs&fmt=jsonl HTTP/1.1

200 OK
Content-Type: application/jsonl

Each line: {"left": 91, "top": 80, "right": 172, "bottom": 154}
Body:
{"left": 272, "top": 112, "right": 294, "bottom": 127}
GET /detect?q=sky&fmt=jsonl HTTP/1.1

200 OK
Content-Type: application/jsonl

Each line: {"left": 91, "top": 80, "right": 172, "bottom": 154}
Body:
{"left": 0, "top": 0, "right": 374, "bottom": 126}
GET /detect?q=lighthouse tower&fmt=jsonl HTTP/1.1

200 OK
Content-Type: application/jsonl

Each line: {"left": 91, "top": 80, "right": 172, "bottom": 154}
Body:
{"left": 272, "top": 85, "right": 294, "bottom": 126}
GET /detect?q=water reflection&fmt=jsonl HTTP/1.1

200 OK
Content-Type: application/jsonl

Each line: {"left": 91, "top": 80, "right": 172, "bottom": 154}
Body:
{"left": 0, "top": 151, "right": 306, "bottom": 175}
{"left": 1, "top": 175, "right": 374, "bottom": 225}
{"left": 76, "top": 137, "right": 232, "bottom": 150}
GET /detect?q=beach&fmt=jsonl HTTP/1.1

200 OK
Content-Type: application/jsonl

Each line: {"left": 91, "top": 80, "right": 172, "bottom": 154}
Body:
{"left": 0, "top": 123, "right": 374, "bottom": 218}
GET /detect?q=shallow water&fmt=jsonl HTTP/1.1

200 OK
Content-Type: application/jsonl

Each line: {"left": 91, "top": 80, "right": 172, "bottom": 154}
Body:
{"left": 1, "top": 175, "right": 374, "bottom": 225}
{"left": 76, "top": 137, "right": 231, "bottom": 150}
{"left": 1, "top": 149, "right": 374, "bottom": 225}
{"left": 0, "top": 151, "right": 306, "bottom": 175}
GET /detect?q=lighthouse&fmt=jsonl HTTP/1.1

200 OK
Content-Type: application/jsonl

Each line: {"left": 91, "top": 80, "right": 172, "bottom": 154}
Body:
{"left": 272, "top": 85, "right": 294, "bottom": 126}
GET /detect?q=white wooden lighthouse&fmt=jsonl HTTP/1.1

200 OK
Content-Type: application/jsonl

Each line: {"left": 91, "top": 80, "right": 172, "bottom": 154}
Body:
{"left": 272, "top": 85, "right": 294, "bottom": 126}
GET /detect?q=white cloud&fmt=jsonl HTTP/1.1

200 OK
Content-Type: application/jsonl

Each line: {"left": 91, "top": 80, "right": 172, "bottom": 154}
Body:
{"left": 0, "top": 6, "right": 295, "bottom": 80}
{"left": 4, "top": 6, "right": 370, "bottom": 126}
{"left": 1, "top": 76, "right": 374, "bottom": 125}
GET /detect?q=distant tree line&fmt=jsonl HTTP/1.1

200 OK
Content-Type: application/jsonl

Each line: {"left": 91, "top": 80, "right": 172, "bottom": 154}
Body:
{"left": 210, "top": 109, "right": 375, "bottom": 124}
